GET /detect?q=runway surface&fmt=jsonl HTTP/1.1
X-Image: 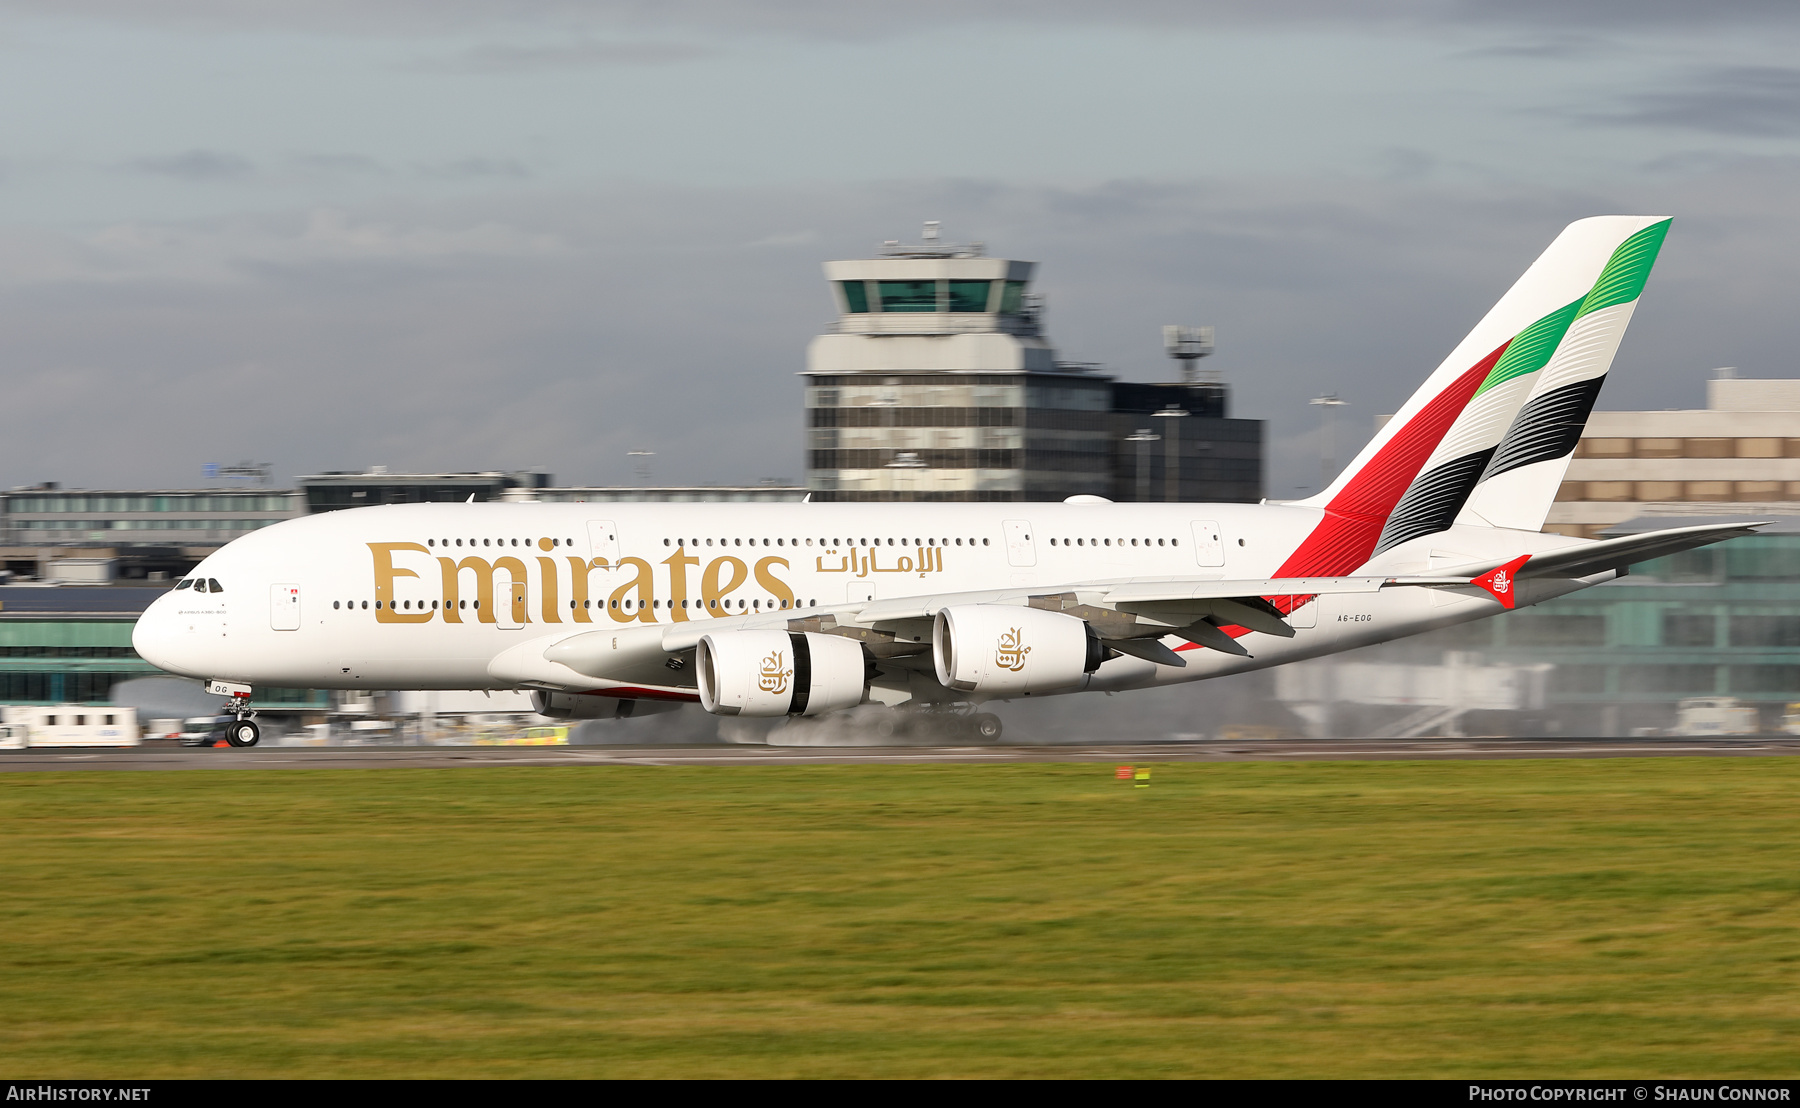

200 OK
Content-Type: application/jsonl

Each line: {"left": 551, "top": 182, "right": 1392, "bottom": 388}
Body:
{"left": 6, "top": 736, "right": 1800, "bottom": 770}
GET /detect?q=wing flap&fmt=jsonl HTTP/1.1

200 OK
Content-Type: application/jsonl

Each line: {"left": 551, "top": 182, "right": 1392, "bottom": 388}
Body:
{"left": 1102, "top": 577, "right": 1388, "bottom": 604}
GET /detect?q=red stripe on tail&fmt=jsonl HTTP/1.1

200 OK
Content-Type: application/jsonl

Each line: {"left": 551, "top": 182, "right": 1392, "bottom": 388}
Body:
{"left": 1276, "top": 344, "right": 1505, "bottom": 583}
{"left": 1181, "top": 342, "right": 1506, "bottom": 651}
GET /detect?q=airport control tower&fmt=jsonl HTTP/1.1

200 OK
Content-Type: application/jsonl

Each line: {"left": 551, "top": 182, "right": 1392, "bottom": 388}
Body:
{"left": 804, "top": 224, "right": 1114, "bottom": 502}
{"left": 803, "top": 224, "right": 1263, "bottom": 503}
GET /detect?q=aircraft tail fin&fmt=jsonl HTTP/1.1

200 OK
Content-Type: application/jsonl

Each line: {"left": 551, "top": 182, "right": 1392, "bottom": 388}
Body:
{"left": 1285, "top": 217, "right": 1669, "bottom": 570}
{"left": 1451, "top": 219, "right": 1671, "bottom": 531}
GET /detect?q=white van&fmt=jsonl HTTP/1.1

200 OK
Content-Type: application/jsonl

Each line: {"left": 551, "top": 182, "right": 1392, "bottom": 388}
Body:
{"left": 2, "top": 705, "right": 140, "bottom": 747}
{"left": 1674, "top": 697, "right": 1760, "bottom": 737}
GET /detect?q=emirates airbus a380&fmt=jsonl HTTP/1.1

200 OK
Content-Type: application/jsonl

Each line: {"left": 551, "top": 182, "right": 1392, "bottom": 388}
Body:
{"left": 133, "top": 216, "right": 1757, "bottom": 746}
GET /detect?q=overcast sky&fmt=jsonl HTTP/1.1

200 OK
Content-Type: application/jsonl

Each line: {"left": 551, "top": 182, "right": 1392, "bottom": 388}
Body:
{"left": 2, "top": 2, "right": 1799, "bottom": 496}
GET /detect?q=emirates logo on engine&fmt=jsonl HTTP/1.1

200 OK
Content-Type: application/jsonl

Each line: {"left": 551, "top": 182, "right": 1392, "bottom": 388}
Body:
{"left": 994, "top": 628, "right": 1031, "bottom": 672}
{"left": 758, "top": 649, "right": 792, "bottom": 694}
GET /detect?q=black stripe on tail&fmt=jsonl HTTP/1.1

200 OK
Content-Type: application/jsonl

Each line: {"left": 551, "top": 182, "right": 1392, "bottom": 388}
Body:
{"left": 1482, "top": 376, "right": 1607, "bottom": 481}
{"left": 1373, "top": 448, "right": 1495, "bottom": 555}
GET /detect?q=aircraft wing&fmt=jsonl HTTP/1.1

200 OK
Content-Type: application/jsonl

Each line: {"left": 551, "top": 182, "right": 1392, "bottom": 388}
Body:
{"left": 491, "top": 528, "right": 1763, "bottom": 692}
{"left": 491, "top": 572, "right": 1473, "bottom": 689}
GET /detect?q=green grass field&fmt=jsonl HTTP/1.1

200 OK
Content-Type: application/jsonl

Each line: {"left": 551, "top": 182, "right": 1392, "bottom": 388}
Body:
{"left": 2, "top": 759, "right": 1798, "bottom": 1078}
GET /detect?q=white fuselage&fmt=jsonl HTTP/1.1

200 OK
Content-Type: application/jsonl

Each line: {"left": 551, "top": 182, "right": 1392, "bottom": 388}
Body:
{"left": 131, "top": 500, "right": 1593, "bottom": 703}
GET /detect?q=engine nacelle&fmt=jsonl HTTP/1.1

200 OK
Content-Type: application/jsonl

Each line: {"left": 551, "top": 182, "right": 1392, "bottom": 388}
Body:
{"left": 531, "top": 690, "right": 684, "bottom": 720}
{"left": 696, "top": 630, "right": 867, "bottom": 717}
{"left": 933, "top": 604, "right": 1101, "bottom": 696}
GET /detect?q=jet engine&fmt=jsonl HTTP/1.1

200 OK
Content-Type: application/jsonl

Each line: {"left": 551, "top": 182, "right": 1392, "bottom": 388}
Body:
{"left": 933, "top": 604, "right": 1102, "bottom": 696}
{"left": 696, "top": 630, "right": 867, "bottom": 717}
{"left": 531, "top": 690, "right": 684, "bottom": 720}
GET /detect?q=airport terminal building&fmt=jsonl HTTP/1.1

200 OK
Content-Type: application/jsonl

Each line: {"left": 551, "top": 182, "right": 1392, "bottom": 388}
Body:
{"left": 0, "top": 470, "right": 806, "bottom": 721}
{"left": 4, "top": 220, "right": 1797, "bottom": 739}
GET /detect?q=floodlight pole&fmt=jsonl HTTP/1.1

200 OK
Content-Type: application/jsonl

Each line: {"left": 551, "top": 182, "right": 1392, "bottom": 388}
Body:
{"left": 1309, "top": 394, "right": 1349, "bottom": 495}
{"left": 1151, "top": 408, "right": 1188, "bottom": 502}
{"left": 627, "top": 450, "right": 655, "bottom": 484}
{"left": 1125, "top": 428, "right": 1160, "bottom": 503}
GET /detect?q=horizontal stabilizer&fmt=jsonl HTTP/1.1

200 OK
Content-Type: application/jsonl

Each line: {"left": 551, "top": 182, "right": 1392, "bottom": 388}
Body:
{"left": 1432, "top": 521, "right": 1765, "bottom": 583}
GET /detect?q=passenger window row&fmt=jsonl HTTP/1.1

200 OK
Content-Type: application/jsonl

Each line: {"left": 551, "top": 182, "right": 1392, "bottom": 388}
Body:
{"left": 426, "top": 538, "right": 575, "bottom": 549}
{"left": 1048, "top": 537, "right": 1178, "bottom": 548}
{"left": 661, "top": 537, "right": 990, "bottom": 548}
{"left": 331, "top": 597, "right": 822, "bottom": 612}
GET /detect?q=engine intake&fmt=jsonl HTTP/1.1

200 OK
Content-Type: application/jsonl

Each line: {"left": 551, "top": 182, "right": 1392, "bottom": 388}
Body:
{"left": 697, "top": 630, "right": 867, "bottom": 717}
{"left": 933, "top": 604, "right": 1102, "bottom": 696}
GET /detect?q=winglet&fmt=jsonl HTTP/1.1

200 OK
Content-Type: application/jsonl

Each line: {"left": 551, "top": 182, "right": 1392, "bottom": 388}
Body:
{"left": 1472, "top": 555, "right": 1530, "bottom": 609}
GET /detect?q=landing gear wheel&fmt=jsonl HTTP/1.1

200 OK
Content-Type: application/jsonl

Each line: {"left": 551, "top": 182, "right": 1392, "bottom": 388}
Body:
{"left": 972, "top": 713, "right": 1003, "bottom": 742}
{"left": 227, "top": 719, "right": 260, "bottom": 748}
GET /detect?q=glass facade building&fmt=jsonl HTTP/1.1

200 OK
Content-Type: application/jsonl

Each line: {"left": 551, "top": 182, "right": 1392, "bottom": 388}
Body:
{"left": 1313, "top": 530, "right": 1800, "bottom": 735}
{"left": 0, "top": 587, "right": 326, "bottom": 711}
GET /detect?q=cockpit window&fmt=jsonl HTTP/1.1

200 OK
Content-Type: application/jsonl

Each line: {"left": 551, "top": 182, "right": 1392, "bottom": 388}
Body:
{"left": 193, "top": 579, "right": 208, "bottom": 593}
{"left": 175, "top": 579, "right": 193, "bottom": 591}
{"left": 207, "top": 579, "right": 224, "bottom": 594}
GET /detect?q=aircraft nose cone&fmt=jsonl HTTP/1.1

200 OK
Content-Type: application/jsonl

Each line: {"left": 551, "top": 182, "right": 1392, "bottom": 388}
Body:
{"left": 132, "top": 594, "right": 205, "bottom": 679}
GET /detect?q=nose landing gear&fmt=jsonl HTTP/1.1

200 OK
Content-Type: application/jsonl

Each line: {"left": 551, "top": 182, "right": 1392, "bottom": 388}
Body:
{"left": 207, "top": 679, "right": 260, "bottom": 748}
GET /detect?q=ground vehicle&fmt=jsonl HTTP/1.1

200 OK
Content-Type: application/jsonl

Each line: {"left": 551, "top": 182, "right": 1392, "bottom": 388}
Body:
{"left": 178, "top": 713, "right": 261, "bottom": 747}
{"left": 2, "top": 706, "right": 139, "bottom": 747}
{"left": 1780, "top": 702, "right": 1800, "bottom": 736}
{"left": 1675, "top": 697, "right": 1760, "bottom": 737}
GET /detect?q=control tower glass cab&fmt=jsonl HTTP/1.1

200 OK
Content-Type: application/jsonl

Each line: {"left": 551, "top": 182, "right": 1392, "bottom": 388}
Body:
{"left": 827, "top": 257, "right": 1043, "bottom": 339}
{"left": 804, "top": 232, "right": 1112, "bottom": 502}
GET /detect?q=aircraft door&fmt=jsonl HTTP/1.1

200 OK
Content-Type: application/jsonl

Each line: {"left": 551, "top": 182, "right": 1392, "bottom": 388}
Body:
{"left": 270, "top": 583, "right": 300, "bottom": 631}
{"left": 587, "top": 520, "right": 619, "bottom": 564}
{"left": 498, "top": 576, "right": 527, "bottom": 630}
{"left": 1002, "top": 520, "right": 1037, "bottom": 567}
{"left": 1190, "top": 520, "right": 1225, "bottom": 567}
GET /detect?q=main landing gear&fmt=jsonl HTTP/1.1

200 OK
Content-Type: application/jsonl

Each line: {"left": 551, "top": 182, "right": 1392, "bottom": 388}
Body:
{"left": 908, "top": 708, "right": 1004, "bottom": 742}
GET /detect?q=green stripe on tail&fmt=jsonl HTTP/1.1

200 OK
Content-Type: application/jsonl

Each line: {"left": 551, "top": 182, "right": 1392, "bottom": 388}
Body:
{"left": 1474, "top": 298, "right": 1582, "bottom": 397}
{"left": 1578, "top": 219, "right": 1671, "bottom": 318}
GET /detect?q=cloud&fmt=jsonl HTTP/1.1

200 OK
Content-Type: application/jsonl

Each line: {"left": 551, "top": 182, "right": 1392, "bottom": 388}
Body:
{"left": 0, "top": 170, "right": 1795, "bottom": 500}
{"left": 292, "top": 153, "right": 385, "bottom": 175}
{"left": 1373, "top": 147, "right": 1436, "bottom": 182}
{"left": 742, "top": 230, "right": 821, "bottom": 249}
{"left": 127, "top": 150, "right": 255, "bottom": 180}
{"left": 10, "top": 0, "right": 1800, "bottom": 37}
{"left": 1453, "top": 34, "right": 1610, "bottom": 60}
{"left": 1593, "top": 66, "right": 1800, "bottom": 137}
{"left": 414, "top": 38, "right": 715, "bottom": 74}
{"left": 418, "top": 157, "right": 531, "bottom": 180}
{"left": 0, "top": 207, "right": 568, "bottom": 290}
